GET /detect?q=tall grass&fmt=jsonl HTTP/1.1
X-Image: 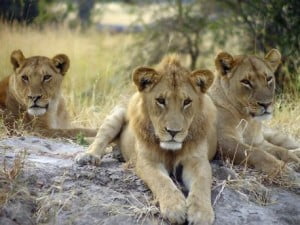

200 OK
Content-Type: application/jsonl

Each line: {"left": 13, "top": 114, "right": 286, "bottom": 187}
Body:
{"left": 0, "top": 23, "right": 299, "bottom": 137}
{"left": 0, "top": 23, "right": 135, "bottom": 128}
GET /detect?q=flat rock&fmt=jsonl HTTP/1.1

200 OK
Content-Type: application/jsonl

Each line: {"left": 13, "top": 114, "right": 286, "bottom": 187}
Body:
{"left": 0, "top": 136, "right": 299, "bottom": 225}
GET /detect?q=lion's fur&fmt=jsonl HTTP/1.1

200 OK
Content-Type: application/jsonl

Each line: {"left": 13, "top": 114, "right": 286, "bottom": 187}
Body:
{"left": 209, "top": 49, "right": 300, "bottom": 176}
{"left": 77, "top": 55, "right": 217, "bottom": 224}
{"left": 124, "top": 55, "right": 216, "bottom": 164}
{"left": 0, "top": 49, "right": 96, "bottom": 138}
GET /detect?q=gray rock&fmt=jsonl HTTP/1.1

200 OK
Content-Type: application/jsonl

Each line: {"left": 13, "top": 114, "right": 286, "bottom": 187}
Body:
{"left": 212, "top": 164, "right": 237, "bottom": 180}
{"left": 0, "top": 136, "right": 299, "bottom": 225}
{"left": 0, "top": 217, "right": 18, "bottom": 225}
{"left": 3, "top": 201, "right": 35, "bottom": 225}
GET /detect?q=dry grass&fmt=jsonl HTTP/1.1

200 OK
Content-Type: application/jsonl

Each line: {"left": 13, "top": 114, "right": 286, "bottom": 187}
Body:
{"left": 101, "top": 193, "right": 161, "bottom": 224}
{"left": 0, "top": 23, "right": 300, "bottom": 223}
{"left": 0, "top": 23, "right": 137, "bottom": 130}
{"left": 0, "top": 150, "right": 27, "bottom": 208}
{"left": 1, "top": 23, "right": 300, "bottom": 135}
{"left": 268, "top": 98, "right": 300, "bottom": 137}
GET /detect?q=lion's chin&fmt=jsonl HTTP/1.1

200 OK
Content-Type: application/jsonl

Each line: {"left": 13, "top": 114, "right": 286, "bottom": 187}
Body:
{"left": 253, "top": 113, "right": 272, "bottom": 121}
{"left": 28, "top": 107, "right": 47, "bottom": 116}
{"left": 160, "top": 141, "right": 182, "bottom": 151}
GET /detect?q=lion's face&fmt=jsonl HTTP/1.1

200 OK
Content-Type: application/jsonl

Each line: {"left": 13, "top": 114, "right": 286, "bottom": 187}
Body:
{"left": 215, "top": 49, "right": 281, "bottom": 120}
{"left": 133, "top": 56, "right": 214, "bottom": 151}
{"left": 10, "top": 50, "right": 70, "bottom": 116}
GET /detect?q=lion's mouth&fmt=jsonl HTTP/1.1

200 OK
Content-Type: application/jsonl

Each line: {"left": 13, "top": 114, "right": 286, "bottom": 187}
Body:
{"left": 160, "top": 141, "right": 182, "bottom": 151}
{"left": 250, "top": 111, "right": 272, "bottom": 121}
{"left": 28, "top": 104, "right": 49, "bottom": 116}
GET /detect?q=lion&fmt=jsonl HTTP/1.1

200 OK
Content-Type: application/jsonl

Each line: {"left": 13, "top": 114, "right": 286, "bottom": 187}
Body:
{"left": 0, "top": 49, "right": 97, "bottom": 138}
{"left": 76, "top": 55, "right": 217, "bottom": 224}
{"left": 209, "top": 49, "right": 300, "bottom": 178}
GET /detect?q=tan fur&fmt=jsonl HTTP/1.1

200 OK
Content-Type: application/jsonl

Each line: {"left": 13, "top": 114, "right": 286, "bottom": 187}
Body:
{"left": 209, "top": 49, "right": 300, "bottom": 177}
{"left": 76, "top": 55, "right": 217, "bottom": 224}
{"left": 0, "top": 50, "right": 96, "bottom": 138}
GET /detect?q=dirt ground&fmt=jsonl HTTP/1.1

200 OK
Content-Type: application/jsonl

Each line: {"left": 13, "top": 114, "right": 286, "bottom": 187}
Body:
{"left": 0, "top": 136, "right": 299, "bottom": 225}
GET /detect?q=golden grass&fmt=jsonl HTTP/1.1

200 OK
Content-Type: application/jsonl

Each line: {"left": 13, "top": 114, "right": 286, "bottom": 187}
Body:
{"left": 0, "top": 23, "right": 300, "bottom": 137}
{"left": 268, "top": 98, "right": 300, "bottom": 137}
{"left": 0, "top": 23, "right": 136, "bottom": 129}
{"left": 0, "top": 151, "right": 27, "bottom": 208}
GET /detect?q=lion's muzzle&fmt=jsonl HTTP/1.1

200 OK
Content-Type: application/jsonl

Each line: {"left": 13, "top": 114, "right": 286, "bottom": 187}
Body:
{"left": 27, "top": 94, "right": 50, "bottom": 116}
{"left": 251, "top": 101, "right": 273, "bottom": 121}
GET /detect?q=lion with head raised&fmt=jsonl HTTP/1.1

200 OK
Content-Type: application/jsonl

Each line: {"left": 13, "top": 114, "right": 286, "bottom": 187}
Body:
{"left": 76, "top": 55, "right": 217, "bottom": 224}
{"left": 209, "top": 49, "right": 300, "bottom": 178}
{"left": 0, "top": 50, "right": 97, "bottom": 138}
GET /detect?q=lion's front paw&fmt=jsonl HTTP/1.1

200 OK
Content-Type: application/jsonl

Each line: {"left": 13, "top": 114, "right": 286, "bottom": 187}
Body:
{"left": 160, "top": 191, "right": 187, "bottom": 224}
{"left": 278, "top": 149, "right": 300, "bottom": 164}
{"left": 290, "top": 148, "right": 300, "bottom": 158}
{"left": 259, "top": 159, "right": 285, "bottom": 175}
{"left": 75, "top": 152, "right": 101, "bottom": 166}
{"left": 187, "top": 201, "right": 214, "bottom": 225}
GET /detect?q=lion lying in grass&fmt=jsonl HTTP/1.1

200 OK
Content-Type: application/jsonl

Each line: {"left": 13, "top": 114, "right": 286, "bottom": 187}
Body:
{"left": 76, "top": 55, "right": 217, "bottom": 224}
{"left": 0, "top": 50, "right": 97, "bottom": 138}
{"left": 209, "top": 49, "right": 300, "bottom": 180}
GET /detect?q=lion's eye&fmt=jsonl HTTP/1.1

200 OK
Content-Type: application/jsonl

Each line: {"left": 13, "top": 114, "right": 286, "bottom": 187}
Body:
{"left": 156, "top": 97, "right": 166, "bottom": 106}
{"left": 21, "top": 75, "right": 29, "bottom": 82}
{"left": 43, "top": 75, "right": 52, "bottom": 82}
{"left": 241, "top": 79, "right": 252, "bottom": 88}
{"left": 183, "top": 98, "right": 192, "bottom": 108}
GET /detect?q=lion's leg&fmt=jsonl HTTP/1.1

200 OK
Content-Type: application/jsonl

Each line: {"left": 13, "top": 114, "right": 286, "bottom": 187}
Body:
{"left": 220, "top": 136, "right": 286, "bottom": 174}
{"left": 75, "top": 105, "right": 126, "bottom": 166}
{"left": 182, "top": 156, "right": 214, "bottom": 225}
{"left": 135, "top": 158, "right": 186, "bottom": 224}
{"left": 220, "top": 136, "right": 300, "bottom": 185}
{"left": 290, "top": 148, "right": 300, "bottom": 157}
{"left": 263, "top": 126, "right": 300, "bottom": 150}
{"left": 262, "top": 140, "right": 300, "bottom": 164}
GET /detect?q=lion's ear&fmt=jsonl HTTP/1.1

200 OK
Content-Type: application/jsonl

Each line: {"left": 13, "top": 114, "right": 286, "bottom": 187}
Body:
{"left": 52, "top": 54, "right": 70, "bottom": 75}
{"left": 11, "top": 50, "right": 25, "bottom": 71}
{"left": 190, "top": 69, "right": 214, "bottom": 93}
{"left": 265, "top": 49, "right": 281, "bottom": 72}
{"left": 133, "top": 67, "right": 161, "bottom": 92}
{"left": 215, "top": 52, "right": 234, "bottom": 76}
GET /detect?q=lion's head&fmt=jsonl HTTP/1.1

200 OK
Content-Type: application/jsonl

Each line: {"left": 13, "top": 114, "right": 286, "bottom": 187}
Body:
{"left": 214, "top": 49, "right": 281, "bottom": 121}
{"left": 10, "top": 50, "right": 69, "bottom": 116}
{"left": 133, "top": 55, "right": 214, "bottom": 151}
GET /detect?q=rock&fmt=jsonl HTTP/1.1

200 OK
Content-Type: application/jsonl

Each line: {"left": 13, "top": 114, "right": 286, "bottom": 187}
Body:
{"left": 0, "top": 136, "right": 299, "bottom": 225}
{"left": 0, "top": 217, "right": 18, "bottom": 225}
{"left": 212, "top": 163, "right": 237, "bottom": 180}
{"left": 212, "top": 187, "right": 300, "bottom": 225}
{"left": 3, "top": 201, "right": 35, "bottom": 225}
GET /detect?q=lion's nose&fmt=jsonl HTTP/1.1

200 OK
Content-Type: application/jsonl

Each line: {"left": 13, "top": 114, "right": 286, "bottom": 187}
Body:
{"left": 165, "top": 128, "right": 180, "bottom": 138}
{"left": 28, "top": 95, "right": 42, "bottom": 103}
{"left": 257, "top": 102, "right": 272, "bottom": 110}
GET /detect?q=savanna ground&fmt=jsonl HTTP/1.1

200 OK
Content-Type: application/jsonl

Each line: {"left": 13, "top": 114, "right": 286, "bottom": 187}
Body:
{"left": 0, "top": 23, "right": 300, "bottom": 224}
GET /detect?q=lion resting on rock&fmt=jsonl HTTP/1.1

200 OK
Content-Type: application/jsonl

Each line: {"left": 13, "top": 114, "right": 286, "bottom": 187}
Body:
{"left": 76, "top": 55, "right": 217, "bottom": 224}
{"left": 0, "top": 50, "right": 97, "bottom": 138}
{"left": 209, "top": 49, "right": 300, "bottom": 178}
